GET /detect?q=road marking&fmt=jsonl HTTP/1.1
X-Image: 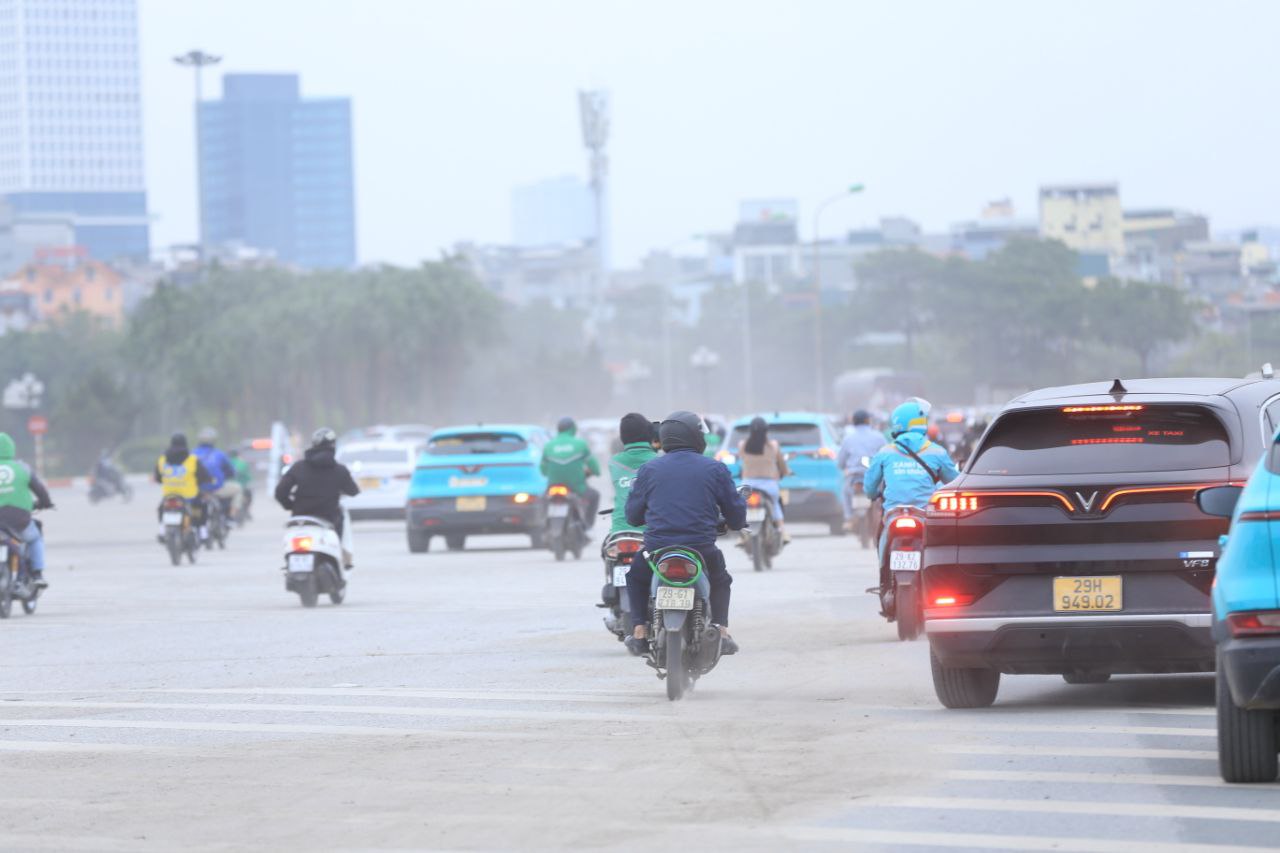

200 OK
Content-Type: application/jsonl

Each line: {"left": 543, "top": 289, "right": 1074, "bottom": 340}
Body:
{"left": 0, "top": 739, "right": 171, "bottom": 753}
{"left": 783, "top": 827, "right": 1274, "bottom": 852}
{"left": 857, "top": 795, "right": 1280, "bottom": 824}
{"left": 0, "top": 699, "right": 659, "bottom": 723}
{"left": 942, "top": 744, "right": 1217, "bottom": 760}
{"left": 894, "top": 721, "right": 1214, "bottom": 737}
{"left": 145, "top": 686, "right": 632, "bottom": 704}
{"left": 0, "top": 718, "right": 534, "bottom": 738}
{"left": 946, "top": 769, "right": 1233, "bottom": 788}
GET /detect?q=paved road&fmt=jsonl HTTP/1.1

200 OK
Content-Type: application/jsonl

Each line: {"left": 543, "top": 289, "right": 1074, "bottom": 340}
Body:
{"left": 3, "top": 482, "right": 1279, "bottom": 851}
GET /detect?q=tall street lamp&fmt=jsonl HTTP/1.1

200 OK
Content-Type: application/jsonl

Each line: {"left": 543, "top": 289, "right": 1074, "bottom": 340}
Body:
{"left": 812, "top": 183, "right": 865, "bottom": 411}
{"left": 173, "top": 50, "right": 221, "bottom": 255}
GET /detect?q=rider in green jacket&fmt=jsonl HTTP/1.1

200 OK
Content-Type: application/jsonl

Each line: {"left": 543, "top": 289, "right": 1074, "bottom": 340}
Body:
{"left": 540, "top": 417, "right": 601, "bottom": 525}
{"left": 608, "top": 414, "right": 659, "bottom": 534}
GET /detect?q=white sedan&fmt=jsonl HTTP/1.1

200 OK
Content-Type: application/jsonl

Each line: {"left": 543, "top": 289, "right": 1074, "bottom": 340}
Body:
{"left": 338, "top": 441, "right": 422, "bottom": 521}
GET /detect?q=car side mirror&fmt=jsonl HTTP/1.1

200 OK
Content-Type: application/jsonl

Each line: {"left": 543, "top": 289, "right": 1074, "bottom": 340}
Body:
{"left": 1197, "top": 485, "right": 1243, "bottom": 518}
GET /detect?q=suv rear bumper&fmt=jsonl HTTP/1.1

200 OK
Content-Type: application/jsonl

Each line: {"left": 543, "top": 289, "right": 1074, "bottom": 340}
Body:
{"left": 1220, "top": 636, "right": 1280, "bottom": 709}
{"left": 927, "top": 613, "right": 1214, "bottom": 674}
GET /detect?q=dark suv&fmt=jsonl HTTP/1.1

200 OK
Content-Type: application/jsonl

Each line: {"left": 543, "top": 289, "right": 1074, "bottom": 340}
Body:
{"left": 923, "top": 376, "right": 1280, "bottom": 708}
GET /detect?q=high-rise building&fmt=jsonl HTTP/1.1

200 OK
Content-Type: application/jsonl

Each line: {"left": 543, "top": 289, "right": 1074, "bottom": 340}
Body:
{"left": 0, "top": 0, "right": 149, "bottom": 262}
{"left": 510, "top": 176, "right": 594, "bottom": 248}
{"left": 199, "top": 73, "right": 355, "bottom": 268}
{"left": 1039, "top": 183, "right": 1124, "bottom": 257}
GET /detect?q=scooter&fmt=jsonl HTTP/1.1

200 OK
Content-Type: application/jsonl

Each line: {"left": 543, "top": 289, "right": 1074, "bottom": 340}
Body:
{"left": 159, "top": 495, "right": 199, "bottom": 566}
{"left": 740, "top": 485, "right": 781, "bottom": 572}
{"left": 599, "top": 528, "right": 643, "bottom": 642}
{"left": 845, "top": 473, "right": 878, "bottom": 549}
{"left": 875, "top": 505, "right": 926, "bottom": 641}
{"left": 544, "top": 484, "right": 588, "bottom": 561}
{"left": 282, "top": 515, "right": 346, "bottom": 607}
{"left": 639, "top": 545, "right": 725, "bottom": 701}
{"left": 0, "top": 514, "right": 45, "bottom": 617}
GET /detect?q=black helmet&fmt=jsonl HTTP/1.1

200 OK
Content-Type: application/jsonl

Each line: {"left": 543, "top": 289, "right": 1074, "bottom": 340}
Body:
{"left": 556, "top": 416, "right": 576, "bottom": 435}
{"left": 311, "top": 427, "right": 337, "bottom": 449}
{"left": 169, "top": 432, "right": 188, "bottom": 450}
{"left": 658, "top": 410, "right": 707, "bottom": 454}
{"left": 852, "top": 409, "right": 871, "bottom": 425}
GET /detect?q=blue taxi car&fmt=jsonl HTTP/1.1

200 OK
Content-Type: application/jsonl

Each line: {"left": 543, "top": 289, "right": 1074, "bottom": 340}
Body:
{"left": 405, "top": 424, "right": 550, "bottom": 553}
{"left": 1200, "top": 433, "right": 1280, "bottom": 782}
{"left": 716, "top": 412, "right": 847, "bottom": 535}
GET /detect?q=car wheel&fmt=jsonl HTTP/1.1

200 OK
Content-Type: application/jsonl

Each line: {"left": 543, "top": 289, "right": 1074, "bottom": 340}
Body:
{"left": 1063, "top": 671, "right": 1111, "bottom": 685}
{"left": 529, "top": 531, "right": 545, "bottom": 549}
{"left": 445, "top": 534, "right": 466, "bottom": 552}
{"left": 930, "top": 647, "right": 999, "bottom": 709}
{"left": 1217, "top": 651, "right": 1279, "bottom": 783}
{"left": 828, "top": 521, "right": 846, "bottom": 537}
{"left": 407, "top": 529, "right": 431, "bottom": 554}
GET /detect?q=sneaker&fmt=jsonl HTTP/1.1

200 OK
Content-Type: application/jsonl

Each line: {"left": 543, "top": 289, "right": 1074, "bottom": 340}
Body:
{"left": 720, "top": 635, "right": 739, "bottom": 655}
{"left": 624, "top": 635, "right": 648, "bottom": 656}
{"left": 30, "top": 572, "right": 48, "bottom": 589}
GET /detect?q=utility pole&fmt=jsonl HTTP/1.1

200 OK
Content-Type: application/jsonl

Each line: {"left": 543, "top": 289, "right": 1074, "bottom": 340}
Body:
{"left": 578, "top": 91, "right": 610, "bottom": 308}
{"left": 173, "top": 50, "right": 222, "bottom": 256}
{"left": 812, "top": 183, "right": 865, "bottom": 411}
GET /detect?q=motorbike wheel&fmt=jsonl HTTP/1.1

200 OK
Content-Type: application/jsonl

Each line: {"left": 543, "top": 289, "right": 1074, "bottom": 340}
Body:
{"left": 121, "top": 484, "right": 134, "bottom": 503}
{"left": 186, "top": 537, "right": 199, "bottom": 564}
{"left": 165, "top": 529, "right": 181, "bottom": 566}
{"left": 665, "top": 631, "right": 687, "bottom": 701}
{"left": 0, "top": 571, "right": 11, "bottom": 619}
{"left": 22, "top": 591, "right": 37, "bottom": 615}
{"left": 571, "top": 524, "right": 584, "bottom": 560}
{"left": 751, "top": 531, "right": 765, "bottom": 572}
{"left": 299, "top": 579, "right": 319, "bottom": 608}
{"left": 895, "top": 580, "right": 921, "bottom": 641}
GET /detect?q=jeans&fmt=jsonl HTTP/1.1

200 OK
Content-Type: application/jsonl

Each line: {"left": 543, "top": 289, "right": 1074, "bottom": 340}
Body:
{"left": 741, "top": 477, "right": 783, "bottom": 521}
{"left": 627, "top": 544, "right": 733, "bottom": 629}
{"left": 21, "top": 520, "right": 44, "bottom": 572}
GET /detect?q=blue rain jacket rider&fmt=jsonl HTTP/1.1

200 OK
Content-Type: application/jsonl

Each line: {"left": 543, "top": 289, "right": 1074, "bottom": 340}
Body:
{"left": 864, "top": 430, "right": 960, "bottom": 511}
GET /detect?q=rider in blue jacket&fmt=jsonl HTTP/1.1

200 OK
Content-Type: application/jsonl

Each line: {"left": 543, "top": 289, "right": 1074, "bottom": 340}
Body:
{"left": 624, "top": 411, "right": 747, "bottom": 657}
{"left": 865, "top": 399, "right": 960, "bottom": 557}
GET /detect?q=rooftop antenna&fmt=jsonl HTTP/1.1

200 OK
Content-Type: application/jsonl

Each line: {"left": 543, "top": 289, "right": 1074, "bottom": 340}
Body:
{"left": 1109, "top": 378, "right": 1127, "bottom": 397}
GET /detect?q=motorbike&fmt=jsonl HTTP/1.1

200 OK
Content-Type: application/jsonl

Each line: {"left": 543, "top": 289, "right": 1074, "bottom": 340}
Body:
{"left": 0, "top": 516, "right": 43, "bottom": 618}
{"left": 846, "top": 473, "right": 880, "bottom": 550}
{"left": 282, "top": 515, "right": 346, "bottom": 608}
{"left": 544, "top": 484, "right": 588, "bottom": 561}
{"left": 88, "top": 466, "right": 132, "bottom": 504}
{"left": 159, "top": 495, "right": 200, "bottom": 566}
{"left": 204, "top": 492, "right": 230, "bottom": 550}
{"left": 638, "top": 546, "right": 725, "bottom": 701}
{"left": 232, "top": 486, "right": 253, "bottom": 525}
{"left": 740, "top": 485, "right": 781, "bottom": 572}
{"left": 873, "top": 505, "right": 927, "bottom": 641}
{"left": 599, "top": 529, "right": 643, "bottom": 642}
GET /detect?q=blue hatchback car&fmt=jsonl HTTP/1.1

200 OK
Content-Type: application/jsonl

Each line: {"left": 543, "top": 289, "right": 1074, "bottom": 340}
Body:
{"left": 716, "top": 412, "right": 847, "bottom": 535}
{"left": 405, "top": 424, "right": 550, "bottom": 553}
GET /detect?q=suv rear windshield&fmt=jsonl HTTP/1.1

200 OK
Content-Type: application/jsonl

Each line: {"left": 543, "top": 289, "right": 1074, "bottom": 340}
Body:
{"left": 971, "top": 405, "right": 1230, "bottom": 475}
{"left": 427, "top": 432, "right": 528, "bottom": 455}
{"left": 728, "top": 422, "right": 824, "bottom": 449}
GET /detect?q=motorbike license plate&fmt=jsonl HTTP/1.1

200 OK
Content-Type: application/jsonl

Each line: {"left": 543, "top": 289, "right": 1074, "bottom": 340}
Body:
{"left": 547, "top": 503, "right": 569, "bottom": 518}
{"left": 359, "top": 477, "right": 382, "bottom": 491}
{"left": 288, "top": 553, "right": 315, "bottom": 573}
{"left": 1054, "top": 576, "right": 1122, "bottom": 611}
{"left": 655, "top": 586, "right": 695, "bottom": 611}
{"left": 162, "top": 512, "right": 183, "bottom": 525}
{"left": 455, "top": 496, "right": 486, "bottom": 512}
{"left": 613, "top": 565, "right": 629, "bottom": 587}
{"left": 889, "top": 551, "right": 922, "bottom": 572}
{"left": 745, "top": 506, "right": 767, "bottom": 523}
{"left": 0, "top": 545, "right": 6, "bottom": 561}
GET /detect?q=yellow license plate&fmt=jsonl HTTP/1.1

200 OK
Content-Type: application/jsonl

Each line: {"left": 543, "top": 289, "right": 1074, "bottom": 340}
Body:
{"left": 456, "top": 496, "right": 487, "bottom": 512}
{"left": 1054, "top": 576, "right": 1122, "bottom": 611}
{"left": 359, "top": 477, "right": 382, "bottom": 490}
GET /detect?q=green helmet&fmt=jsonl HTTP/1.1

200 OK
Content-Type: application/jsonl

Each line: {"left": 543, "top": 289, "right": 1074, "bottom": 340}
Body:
{"left": 0, "top": 432, "right": 14, "bottom": 460}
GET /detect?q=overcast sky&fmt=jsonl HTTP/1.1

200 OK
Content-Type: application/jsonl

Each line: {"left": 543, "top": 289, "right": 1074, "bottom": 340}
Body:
{"left": 139, "top": 0, "right": 1280, "bottom": 267}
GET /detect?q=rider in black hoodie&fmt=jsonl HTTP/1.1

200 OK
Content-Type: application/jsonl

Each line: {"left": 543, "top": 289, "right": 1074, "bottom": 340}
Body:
{"left": 274, "top": 428, "right": 360, "bottom": 566}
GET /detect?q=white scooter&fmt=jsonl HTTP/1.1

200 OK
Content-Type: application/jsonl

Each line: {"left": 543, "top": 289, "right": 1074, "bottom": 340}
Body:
{"left": 281, "top": 514, "right": 348, "bottom": 607}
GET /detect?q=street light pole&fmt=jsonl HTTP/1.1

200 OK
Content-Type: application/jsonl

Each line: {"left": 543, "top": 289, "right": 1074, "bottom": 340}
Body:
{"left": 173, "top": 50, "right": 222, "bottom": 256}
{"left": 812, "top": 183, "right": 865, "bottom": 411}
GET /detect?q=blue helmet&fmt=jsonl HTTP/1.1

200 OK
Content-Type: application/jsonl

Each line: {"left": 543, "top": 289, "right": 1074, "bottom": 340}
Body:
{"left": 890, "top": 398, "right": 931, "bottom": 437}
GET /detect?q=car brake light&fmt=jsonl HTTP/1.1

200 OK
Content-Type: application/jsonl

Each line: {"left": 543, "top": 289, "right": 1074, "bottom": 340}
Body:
{"left": 816, "top": 447, "right": 835, "bottom": 459}
{"left": 1061, "top": 405, "right": 1145, "bottom": 414}
{"left": 290, "top": 536, "right": 314, "bottom": 552}
{"left": 548, "top": 485, "right": 570, "bottom": 497}
{"left": 409, "top": 497, "right": 435, "bottom": 506}
{"left": 891, "top": 516, "right": 920, "bottom": 531}
{"left": 513, "top": 492, "right": 532, "bottom": 504}
{"left": 933, "top": 594, "right": 975, "bottom": 607}
{"left": 1228, "top": 611, "right": 1280, "bottom": 637}
{"left": 657, "top": 557, "right": 698, "bottom": 582}
{"left": 250, "top": 438, "right": 272, "bottom": 450}
{"left": 933, "top": 495, "right": 979, "bottom": 513}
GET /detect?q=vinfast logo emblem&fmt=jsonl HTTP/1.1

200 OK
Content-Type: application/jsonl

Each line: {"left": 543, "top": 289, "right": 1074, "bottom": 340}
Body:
{"left": 1075, "top": 491, "right": 1099, "bottom": 513}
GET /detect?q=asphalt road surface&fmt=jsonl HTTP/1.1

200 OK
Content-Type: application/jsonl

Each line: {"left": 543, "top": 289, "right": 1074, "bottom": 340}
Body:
{"left": 4, "top": 482, "right": 1280, "bottom": 852}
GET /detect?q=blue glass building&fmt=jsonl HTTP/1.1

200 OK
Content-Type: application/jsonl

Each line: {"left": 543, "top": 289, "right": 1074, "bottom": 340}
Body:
{"left": 0, "top": 0, "right": 150, "bottom": 262}
{"left": 199, "top": 74, "right": 356, "bottom": 268}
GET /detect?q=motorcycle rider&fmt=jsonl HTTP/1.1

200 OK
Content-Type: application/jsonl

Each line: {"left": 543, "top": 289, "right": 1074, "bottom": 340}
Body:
{"left": 864, "top": 398, "right": 960, "bottom": 564}
{"left": 738, "top": 416, "right": 792, "bottom": 544}
{"left": 194, "top": 427, "right": 242, "bottom": 521}
{"left": 0, "top": 432, "right": 53, "bottom": 587}
{"left": 608, "top": 413, "right": 658, "bottom": 534}
{"left": 228, "top": 448, "right": 254, "bottom": 521}
{"left": 154, "top": 433, "right": 214, "bottom": 542}
{"left": 274, "top": 428, "right": 360, "bottom": 572}
{"left": 92, "top": 449, "right": 127, "bottom": 496}
{"left": 836, "top": 409, "right": 886, "bottom": 531}
{"left": 624, "top": 411, "right": 747, "bottom": 656}
{"left": 540, "top": 417, "right": 601, "bottom": 527}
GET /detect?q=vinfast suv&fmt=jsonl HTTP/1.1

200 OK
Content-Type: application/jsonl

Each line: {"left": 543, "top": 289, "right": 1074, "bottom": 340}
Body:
{"left": 922, "top": 377, "right": 1280, "bottom": 709}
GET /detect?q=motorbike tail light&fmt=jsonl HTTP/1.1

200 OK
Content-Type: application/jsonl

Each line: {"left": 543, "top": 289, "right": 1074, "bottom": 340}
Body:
{"left": 746, "top": 492, "right": 762, "bottom": 508}
{"left": 512, "top": 492, "right": 532, "bottom": 504}
{"left": 932, "top": 594, "right": 975, "bottom": 607}
{"left": 616, "top": 540, "right": 642, "bottom": 554}
{"left": 891, "top": 516, "right": 920, "bottom": 531}
{"left": 1227, "top": 611, "right": 1280, "bottom": 637}
{"left": 548, "top": 485, "right": 570, "bottom": 497}
{"left": 290, "top": 536, "right": 314, "bottom": 552}
{"left": 657, "top": 557, "right": 697, "bottom": 582}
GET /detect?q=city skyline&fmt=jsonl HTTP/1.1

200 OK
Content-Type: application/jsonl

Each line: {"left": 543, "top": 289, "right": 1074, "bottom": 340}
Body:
{"left": 136, "top": 0, "right": 1280, "bottom": 269}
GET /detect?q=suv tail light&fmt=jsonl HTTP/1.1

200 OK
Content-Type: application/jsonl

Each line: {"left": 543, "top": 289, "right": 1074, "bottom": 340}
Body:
{"left": 932, "top": 594, "right": 976, "bottom": 607}
{"left": 409, "top": 497, "right": 435, "bottom": 507}
{"left": 1228, "top": 611, "right": 1280, "bottom": 637}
